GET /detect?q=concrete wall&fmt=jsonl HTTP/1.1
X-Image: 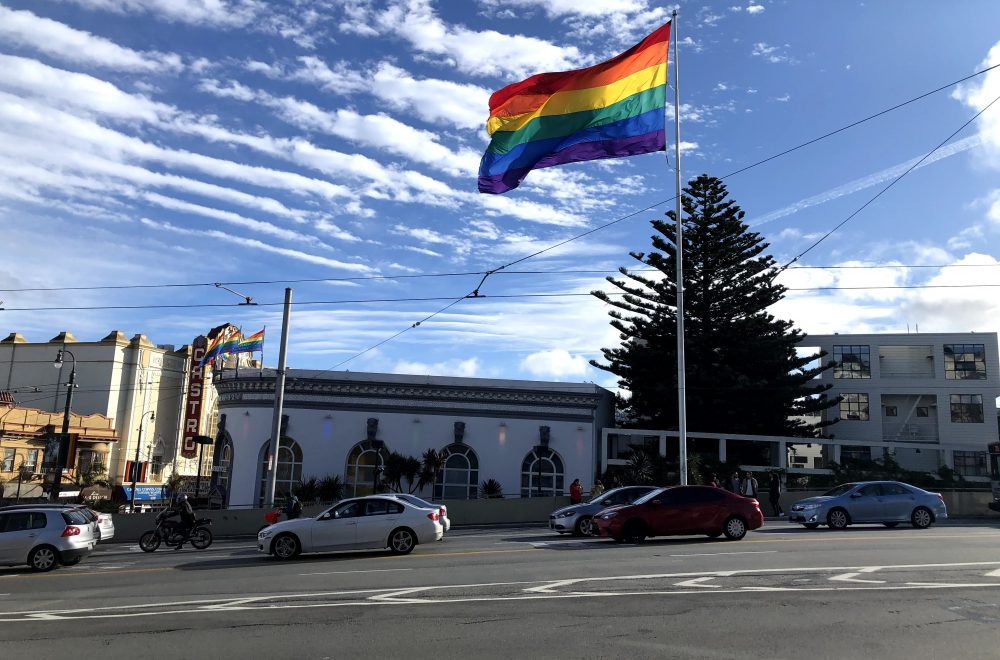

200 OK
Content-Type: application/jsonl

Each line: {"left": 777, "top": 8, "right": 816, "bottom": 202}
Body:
{"left": 105, "top": 491, "right": 998, "bottom": 542}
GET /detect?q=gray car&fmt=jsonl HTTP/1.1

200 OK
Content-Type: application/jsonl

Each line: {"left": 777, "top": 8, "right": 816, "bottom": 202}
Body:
{"left": 789, "top": 481, "right": 948, "bottom": 530}
{"left": 0, "top": 506, "right": 98, "bottom": 571}
{"left": 549, "top": 486, "right": 658, "bottom": 536}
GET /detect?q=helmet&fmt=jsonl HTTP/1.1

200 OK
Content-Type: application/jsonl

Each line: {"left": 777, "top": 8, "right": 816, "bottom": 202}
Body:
{"left": 177, "top": 494, "right": 188, "bottom": 503}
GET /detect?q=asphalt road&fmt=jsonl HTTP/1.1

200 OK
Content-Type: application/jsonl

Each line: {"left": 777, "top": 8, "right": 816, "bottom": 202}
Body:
{"left": 3, "top": 520, "right": 1000, "bottom": 659}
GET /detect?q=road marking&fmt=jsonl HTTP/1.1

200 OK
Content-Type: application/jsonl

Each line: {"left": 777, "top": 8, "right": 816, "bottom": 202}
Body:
{"left": 985, "top": 568, "right": 1000, "bottom": 578}
{"left": 369, "top": 588, "right": 433, "bottom": 603}
{"left": 669, "top": 551, "right": 778, "bottom": 557}
{"left": 300, "top": 568, "right": 413, "bottom": 576}
{"left": 673, "top": 577, "right": 720, "bottom": 588}
{"left": 524, "top": 579, "right": 584, "bottom": 594}
{"left": 0, "top": 567, "right": 171, "bottom": 580}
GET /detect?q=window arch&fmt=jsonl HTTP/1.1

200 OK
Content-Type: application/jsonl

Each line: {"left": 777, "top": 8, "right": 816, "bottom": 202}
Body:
{"left": 257, "top": 437, "right": 303, "bottom": 505}
{"left": 435, "top": 444, "right": 479, "bottom": 500}
{"left": 521, "top": 447, "right": 564, "bottom": 498}
{"left": 345, "top": 440, "right": 390, "bottom": 497}
{"left": 218, "top": 442, "right": 233, "bottom": 498}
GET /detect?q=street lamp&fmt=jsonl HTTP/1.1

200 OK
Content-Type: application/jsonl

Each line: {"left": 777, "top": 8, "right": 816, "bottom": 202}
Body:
{"left": 50, "top": 349, "right": 77, "bottom": 502}
{"left": 130, "top": 410, "right": 155, "bottom": 513}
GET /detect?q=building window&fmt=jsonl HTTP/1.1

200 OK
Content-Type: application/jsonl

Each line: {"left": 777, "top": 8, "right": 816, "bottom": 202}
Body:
{"left": 1, "top": 448, "right": 13, "bottom": 472}
{"left": 23, "top": 449, "right": 39, "bottom": 473}
{"left": 839, "top": 393, "right": 870, "bottom": 421}
{"left": 884, "top": 406, "right": 898, "bottom": 417}
{"left": 218, "top": 443, "right": 233, "bottom": 495}
{"left": 520, "top": 447, "right": 564, "bottom": 498}
{"left": 950, "top": 394, "right": 984, "bottom": 423}
{"left": 916, "top": 406, "right": 929, "bottom": 417}
{"left": 840, "top": 446, "right": 871, "bottom": 463}
{"left": 344, "top": 440, "right": 389, "bottom": 498}
{"left": 944, "top": 344, "right": 986, "bottom": 380}
{"left": 607, "top": 433, "right": 659, "bottom": 460}
{"left": 953, "top": 450, "right": 988, "bottom": 477}
{"left": 257, "top": 438, "right": 303, "bottom": 505}
{"left": 833, "top": 345, "right": 871, "bottom": 379}
{"left": 77, "top": 449, "right": 106, "bottom": 477}
{"left": 150, "top": 455, "right": 163, "bottom": 480}
{"left": 435, "top": 444, "right": 479, "bottom": 500}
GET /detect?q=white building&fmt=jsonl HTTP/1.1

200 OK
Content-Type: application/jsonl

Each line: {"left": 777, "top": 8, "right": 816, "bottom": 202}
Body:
{"left": 213, "top": 369, "right": 615, "bottom": 507}
{"left": 0, "top": 330, "right": 218, "bottom": 491}
{"left": 802, "top": 332, "right": 1000, "bottom": 477}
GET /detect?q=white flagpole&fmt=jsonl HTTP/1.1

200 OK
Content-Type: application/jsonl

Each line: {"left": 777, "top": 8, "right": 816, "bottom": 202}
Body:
{"left": 671, "top": 10, "right": 688, "bottom": 485}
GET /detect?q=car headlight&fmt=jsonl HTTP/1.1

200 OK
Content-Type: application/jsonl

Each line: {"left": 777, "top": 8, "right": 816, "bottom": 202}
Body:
{"left": 599, "top": 512, "right": 617, "bottom": 519}
{"left": 258, "top": 530, "right": 273, "bottom": 539}
{"left": 799, "top": 504, "right": 820, "bottom": 511}
{"left": 556, "top": 511, "right": 576, "bottom": 518}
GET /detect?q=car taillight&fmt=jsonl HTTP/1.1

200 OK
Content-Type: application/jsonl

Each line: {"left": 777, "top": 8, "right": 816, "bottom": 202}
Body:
{"left": 61, "top": 526, "right": 81, "bottom": 537}
{"left": 427, "top": 512, "right": 439, "bottom": 521}
{"left": 936, "top": 493, "right": 945, "bottom": 502}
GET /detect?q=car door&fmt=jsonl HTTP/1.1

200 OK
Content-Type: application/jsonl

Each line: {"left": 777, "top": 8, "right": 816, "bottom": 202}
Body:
{"left": 0, "top": 512, "right": 39, "bottom": 565}
{"left": 644, "top": 488, "right": 688, "bottom": 535}
{"left": 847, "top": 484, "right": 883, "bottom": 522}
{"left": 879, "top": 483, "right": 917, "bottom": 520}
{"left": 355, "top": 498, "right": 403, "bottom": 548}
{"left": 311, "top": 500, "right": 361, "bottom": 551}
{"left": 687, "top": 488, "right": 727, "bottom": 532}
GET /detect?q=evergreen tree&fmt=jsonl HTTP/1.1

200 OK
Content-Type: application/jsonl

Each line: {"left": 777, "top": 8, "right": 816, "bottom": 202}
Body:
{"left": 591, "top": 174, "right": 835, "bottom": 436}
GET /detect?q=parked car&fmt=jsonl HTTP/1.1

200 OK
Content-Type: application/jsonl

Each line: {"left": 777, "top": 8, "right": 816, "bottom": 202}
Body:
{"left": 593, "top": 485, "right": 764, "bottom": 542}
{"left": 0, "top": 506, "right": 98, "bottom": 571}
{"left": 0, "top": 503, "right": 102, "bottom": 540}
{"left": 549, "top": 486, "right": 658, "bottom": 536}
{"left": 788, "top": 481, "right": 947, "bottom": 530}
{"left": 389, "top": 494, "right": 450, "bottom": 533}
{"left": 258, "top": 495, "right": 443, "bottom": 560}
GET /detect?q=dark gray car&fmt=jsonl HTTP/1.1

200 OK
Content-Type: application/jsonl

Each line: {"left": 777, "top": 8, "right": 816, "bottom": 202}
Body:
{"left": 549, "top": 486, "right": 658, "bottom": 536}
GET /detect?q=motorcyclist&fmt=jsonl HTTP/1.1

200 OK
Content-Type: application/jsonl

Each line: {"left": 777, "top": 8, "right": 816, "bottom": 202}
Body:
{"left": 173, "top": 493, "right": 197, "bottom": 547}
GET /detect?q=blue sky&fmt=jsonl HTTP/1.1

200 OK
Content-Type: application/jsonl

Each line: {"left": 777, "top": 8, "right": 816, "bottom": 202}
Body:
{"left": 2, "top": 0, "right": 1000, "bottom": 391}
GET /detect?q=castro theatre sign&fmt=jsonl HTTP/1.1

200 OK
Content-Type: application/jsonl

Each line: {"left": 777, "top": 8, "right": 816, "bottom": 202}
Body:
{"left": 182, "top": 336, "right": 207, "bottom": 459}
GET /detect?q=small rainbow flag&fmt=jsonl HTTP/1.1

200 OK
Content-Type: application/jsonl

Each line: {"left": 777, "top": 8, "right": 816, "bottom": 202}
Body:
{"left": 478, "top": 21, "right": 670, "bottom": 194}
{"left": 234, "top": 328, "right": 264, "bottom": 354}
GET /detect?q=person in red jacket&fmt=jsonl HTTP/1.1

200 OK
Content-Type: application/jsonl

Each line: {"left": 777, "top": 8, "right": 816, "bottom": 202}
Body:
{"left": 569, "top": 479, "right": 583, "bottom": 504}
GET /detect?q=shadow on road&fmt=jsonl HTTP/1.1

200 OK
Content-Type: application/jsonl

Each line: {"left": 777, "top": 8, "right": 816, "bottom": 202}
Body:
{"left": 172, "top": 548, "right": 412, "bottom": 571}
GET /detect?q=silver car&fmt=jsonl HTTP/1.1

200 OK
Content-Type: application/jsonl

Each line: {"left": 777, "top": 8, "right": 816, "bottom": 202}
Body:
{"left": 789, "top": 481, "right": 948, "bottom": 530}
{"left": 549, "top": 486, "right": 658, "bottom": 536}
{"left": 389, "top": 494, "right": 450, "bottom": 533}
{"left": 0, "top": 506, "right": 98, "bottom": 571}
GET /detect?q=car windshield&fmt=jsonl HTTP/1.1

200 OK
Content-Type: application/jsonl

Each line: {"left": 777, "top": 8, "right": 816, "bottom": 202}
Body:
{"left": 587, "top": 488, "right": 623, "bottom": 504}
{"left": 823, "top": 483, "right": 859, "bottom": 497}
{"left": 633, "top": 488, "right": 668, "bottom": 505}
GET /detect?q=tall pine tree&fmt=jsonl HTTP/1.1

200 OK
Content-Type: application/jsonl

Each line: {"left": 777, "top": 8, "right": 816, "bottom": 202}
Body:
{"left": 591, "top": 174, "right": 835, "bottom": 436}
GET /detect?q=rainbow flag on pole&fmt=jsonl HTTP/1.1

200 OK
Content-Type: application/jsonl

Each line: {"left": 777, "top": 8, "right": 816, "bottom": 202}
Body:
{"left": 234, "top": 328, "right": 264, "bottom": 354}
{"left": 478, "top": 21, "right": 670, "bottom": 194}
{"left": 201, "top": 324, "right": 240, "bottom": 366}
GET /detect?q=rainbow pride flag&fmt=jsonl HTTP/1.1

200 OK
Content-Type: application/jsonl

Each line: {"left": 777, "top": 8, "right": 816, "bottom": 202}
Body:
{"left": 201, "top": 324, "right": 240, "bottom": 366}
{"left": 233, "top": 328, "right": 264, "bottom": 354}
{"left": 479, "top": 21, "right": 670, "bottom": 194}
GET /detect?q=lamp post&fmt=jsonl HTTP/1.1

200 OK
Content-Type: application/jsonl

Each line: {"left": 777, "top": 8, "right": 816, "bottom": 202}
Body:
{"left": 50, "top": 349, "right": 77, "bottom": 502}
{"left": 130, "top": 410, "right": 155, "bottom": 513}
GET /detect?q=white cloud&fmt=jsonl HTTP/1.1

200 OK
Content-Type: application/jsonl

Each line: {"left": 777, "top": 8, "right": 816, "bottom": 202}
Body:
{"left": 57, "top": 0, "right": 262, "bottom": 27}
{"left": 520, "top": 349, "right": 590, "bottom": 378}
{"left": 752, "top": 42, "right": 796, "bottom": 64}
{"left": 0, "top": 5, "right": 182, "bottom": 72}
{"left": 954, "top": 39, "right": 1000, "bottom": 168}
{"left": 746, "top": 3, "right": 765, "bottom": 14}
{"left": 392, "top": 357, "right": 481, "bottom": 377}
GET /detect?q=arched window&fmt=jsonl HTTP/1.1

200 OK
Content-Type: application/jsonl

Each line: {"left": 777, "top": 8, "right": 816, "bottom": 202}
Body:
{"left": 218, "top": 443, "right": 233, "bottom": 495}
{"left": 435, "top": 444, "right": 479, "bottom": 500}
{"left": 521, "top": 447, "right": 564, "bottom": 498}
{"left": 345, "top": 440, "right": 390, "bottom": 497}
{"left": 257, "top": 437, "right": 303, "bottom": 505}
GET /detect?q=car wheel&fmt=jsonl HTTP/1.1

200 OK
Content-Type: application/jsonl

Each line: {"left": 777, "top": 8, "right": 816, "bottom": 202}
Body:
{"left": 723, "top": 516, "right": 748, "bottom": 540}
{"left": 190, "top": 527, "right": 213, "bottom": 549}
{"left": 911, "top": 506, "right": 934, "bottom": 529}
{"left": 272, "top": 533, "right": 300, "bottom": 560}
{"left": 575, "top": 516, "right": 594, "bottom": 536}
{"left": 389, "top": 527, "right": 417, "bottom": 555}
{"left": 827, "top": 508, "right": 850, "bottom": 530}
{"left": 623, "top": 520, "right": 647, "bottom": 544}
{"left": 60, "top": 556, "right": 82, "bottom": 567}
{"left": 803, "top": 523, "right": 820, "bottom": 529}
{"left": 883, "top": 522, "right": 900, "bottom": 528}
{"left": 139, "top": 531, "right": 160, "bottom": 553}
{"left": 28, "top": 546, "right": 58, "bottom": 572}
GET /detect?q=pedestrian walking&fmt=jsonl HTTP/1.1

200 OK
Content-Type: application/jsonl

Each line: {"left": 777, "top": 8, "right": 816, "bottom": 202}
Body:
{"left": 285, "top": 494, "right": 303, "bottom": 520}
{"left": 739, "top": 471, "right": 759, "bottom": 499}
{"left": 727, "top": 471, "right": 741, "bottom": 493}
{"left": 591, "top": 480, "right": 605, "bottom": 497}
{"left": 768, "top": 472, "right": 784, "bottom": 517}
{"left": 569, "top": 478, "right": 583, "bottom": 504}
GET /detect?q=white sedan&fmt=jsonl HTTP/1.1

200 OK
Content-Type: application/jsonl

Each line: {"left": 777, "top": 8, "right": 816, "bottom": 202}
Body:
{"left": 258, "top": 495, "right": 443, "bottom": 559}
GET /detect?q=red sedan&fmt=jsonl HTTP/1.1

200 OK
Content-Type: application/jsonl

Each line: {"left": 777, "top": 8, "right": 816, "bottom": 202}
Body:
{"left": 592, "top": 485, "right": 764, "bottom": 542}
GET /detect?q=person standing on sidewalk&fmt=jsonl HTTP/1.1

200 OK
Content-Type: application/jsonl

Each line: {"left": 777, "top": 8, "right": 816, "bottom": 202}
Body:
{"left": 768, "top": 472, "right": 784, "bottom": 517}
{"left": 740, "top": 471, "right": 758, "bottom": 499}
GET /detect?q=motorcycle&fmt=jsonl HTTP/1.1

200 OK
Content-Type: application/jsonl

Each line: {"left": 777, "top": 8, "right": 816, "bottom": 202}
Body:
{"left": 139, "top": 509, "right": 213, "bottom": 552}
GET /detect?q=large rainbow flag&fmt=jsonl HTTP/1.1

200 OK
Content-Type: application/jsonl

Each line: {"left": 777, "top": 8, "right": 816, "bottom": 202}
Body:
{"left": 478, "top": 21, "right": 671, "bottom": 194}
